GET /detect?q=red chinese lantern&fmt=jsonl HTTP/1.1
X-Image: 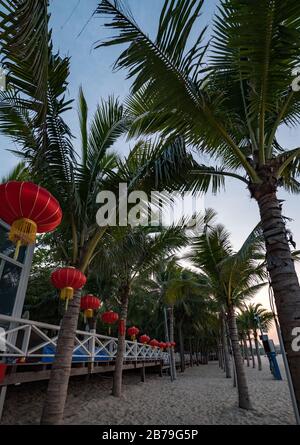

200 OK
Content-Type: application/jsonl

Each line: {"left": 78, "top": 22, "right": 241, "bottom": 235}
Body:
{"left": 149, "top": 339, "right": 159, "bottom": 349}
{"left": 101, "top": 310, "right": 119, "bottom": 335}
{"left": 127, "top": 326, "right": 139, "bottom": 341}
{"left": 165, "top": 342, "right": 172, "bottom": 349}
{"left": 80, "top": 295, "right": 101, "bottom": 321}
{"left": 159, "top": 342, "right": 166, "bottom": 350}
{"left": 0, "top": 181, "right": 62, "bottom": 260}
{"left": 51, "top": 267, "right": 86, "bottom": 309}
{"left": 139, "top": 334, "right": 150, "bottom": 344}
{"left": 101, "top": 311, "right": 119, "bottom": 325}
{"left": 171, "top": 341, "right": 176, "bottom": 347}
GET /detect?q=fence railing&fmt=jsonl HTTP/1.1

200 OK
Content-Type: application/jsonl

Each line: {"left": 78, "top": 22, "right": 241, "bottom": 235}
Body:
{"left": 0, "top": 314, "right": 169, "bottom": 364}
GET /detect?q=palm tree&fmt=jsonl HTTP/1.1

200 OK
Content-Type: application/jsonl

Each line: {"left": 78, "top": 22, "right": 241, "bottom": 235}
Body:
{"left": 220, "top": 308, "right": 232, "bottom": 378}
{"left": 93, "top": 225, "right": 189, "bottom": 396}
{"left": 243, "top": 303, "right": 274, "bottom": 371}
{"left": 96, "top": 0, "right": 300, "bottom": 410}
{"left": 190, "top": 217, "right": 266, "bottom": 409}
{"left": 163, "top": 264, "right": 201, "bottom": 379}
{"left": 0, "top": 1, "right": 193, "bottom": 423}
{"left": 237, "top": 311, "right": 255, "bottom": 368}
{"left": 179, "top": 291, "right": 220, "bottom": 369}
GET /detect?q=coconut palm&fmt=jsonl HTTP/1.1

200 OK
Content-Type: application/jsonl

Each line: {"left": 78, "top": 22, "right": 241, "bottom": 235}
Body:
{"left": 171, "top": 272, "right": 216, "bottom": 372}
{"left": 219, "top": 308, "right": 232, "bottom": 378}
{"left": 0, "top": 1, "right": 194, "bottom": 424}
{"left": 242, "top": 303, "right": 274, "bottom": 371}
{"left": 94, "top": 225, "right": 189, "bottom": 396}
{"left": 163, "top": 264, "right": 201, "bottom": 379}
{"left": 96, "top": 0, "right": 300, "bottom": 410}
{"left": 190, "top": 218, "right": 267, "bottom": 409}
{"left": 177, "top": 290, "right": 220, "bottom": 369}
{"left": 237, "top": 311, "right": 255, "bottom": 368}
{"left": 134, "top": 260, "right": 203, "bottom": 378}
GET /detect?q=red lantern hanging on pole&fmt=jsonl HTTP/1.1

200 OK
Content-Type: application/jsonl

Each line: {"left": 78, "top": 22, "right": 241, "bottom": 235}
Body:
{"left": 80, "top": 295, "right": 101, "bottom": 323}
{"left": 101, "top": 310, "right": 119, "bottom": 336}
{"left": 127, "top": 326, "right": 139, "bottom": 341}
{"left": 0, "top": 181, "right": 62, "bottom": 260}
{"left": 51, "top": 267, "right": 86, "bottom": 310}
{"left": 139, "top": 334, "right": 150, "bottom": 345}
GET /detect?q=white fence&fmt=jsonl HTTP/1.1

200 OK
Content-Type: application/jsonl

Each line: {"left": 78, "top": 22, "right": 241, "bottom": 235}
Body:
{"left": 0, "top": 314, "right": 169, "bottom": 364}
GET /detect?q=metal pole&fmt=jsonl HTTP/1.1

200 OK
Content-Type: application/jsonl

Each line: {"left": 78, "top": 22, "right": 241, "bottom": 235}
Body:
{"left": 164, "top": 307, "right": 173, "bottom": 381}
{"left": 268, "top": 285, "right": 300, "bottom": 425}
{"left": 168, "top": 307, "right": 177, "bottom": 380}
{"left": 0, "top": 385, "right": 7, "bottom": 422}
{"left": 274, "top": 316, "right": 300, "bottom": 425}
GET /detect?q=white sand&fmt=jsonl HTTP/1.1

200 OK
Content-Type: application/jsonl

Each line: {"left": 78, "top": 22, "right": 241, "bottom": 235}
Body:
{"left": 1, "top": 356, "right": 295, "bottom": 425}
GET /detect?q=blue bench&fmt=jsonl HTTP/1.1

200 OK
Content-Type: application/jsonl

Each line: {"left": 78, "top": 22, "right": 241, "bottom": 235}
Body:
{"left": 41, "top": 344, "right": 113, "bottom": 363}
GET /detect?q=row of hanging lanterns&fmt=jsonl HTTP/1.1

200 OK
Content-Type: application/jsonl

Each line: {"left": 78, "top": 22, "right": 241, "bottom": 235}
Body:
{"left": 146, "top": 339, "right": 176, "bottom": 350}
{"left": 49, "top": 269, "right": 176, "bottom": 348}
{"left": 0, "top": 180, "right": 177, "bottom": 352}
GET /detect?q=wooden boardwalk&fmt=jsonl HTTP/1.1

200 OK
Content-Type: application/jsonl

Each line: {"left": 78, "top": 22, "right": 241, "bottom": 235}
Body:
{"left": 1, "top": 358, "right": 167, "bottom": 387}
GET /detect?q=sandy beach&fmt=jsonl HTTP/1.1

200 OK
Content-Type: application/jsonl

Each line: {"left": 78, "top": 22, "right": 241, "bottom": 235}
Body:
{"left": 1, "top": 356, "right": 295, "bottom": 425}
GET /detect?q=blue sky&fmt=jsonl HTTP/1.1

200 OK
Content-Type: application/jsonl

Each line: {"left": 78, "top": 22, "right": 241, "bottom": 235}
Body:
{"left": 1, "top": 0, "right": 299, "bottom": 333}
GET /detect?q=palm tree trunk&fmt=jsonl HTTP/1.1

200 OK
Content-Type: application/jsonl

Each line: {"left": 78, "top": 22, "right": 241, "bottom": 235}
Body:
{"left": 218, "top": 344, "right": 222, "bottom": 368}
{"left": 178, "top": 321, "right": 185, "bottom": 372}
{"left": 195, "top": 340, "right": 200, "bottom": 366}
{"left": 221, "top": 312, "right": 231, "bottom": 378}
{"left": 189, "top": 338, "right": 193, "bottom": 367}
{"left": 220, "top": 343, "right": 224, "bottom": 369}
{"left": 240, "top": 340, "right": 245, "bottom": 361}
{"left": 253, "top": 187, "right": 300, "bottom": 411}
{"left": 169, "top": 305, "right": 177, "bottom": 380}
{"left": 254, "top": 332, "right": 262, "bottom": 371}
{"left": 228, "top": 305, "right": 252, "bottom": 410}
{"left": 247, "top": 333, "right": 256, "bottom": 368}
{"left": 243, "top": 337, "right": 250, "bottom": 367}
{"left": 41, "top": 289, "right": 82, "bottom": 425}
{"left": 112, "top": 283, "right": 130, "bottom": 397}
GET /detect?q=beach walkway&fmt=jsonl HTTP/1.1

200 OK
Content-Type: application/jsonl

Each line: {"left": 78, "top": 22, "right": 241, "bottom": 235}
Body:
{"left": 1, "top": 356, "right": 294, "bottom": 425}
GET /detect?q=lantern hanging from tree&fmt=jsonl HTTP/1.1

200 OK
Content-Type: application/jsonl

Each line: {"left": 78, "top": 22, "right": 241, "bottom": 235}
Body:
{"left": 139, "top": 334, "right": 150, "bottom": 345}
{"left": 0, "top": 181, "right": 62, "bottom": 260}
{"left": 127, "top": 326, "right": 139, "bottom": 341}
{"left": 80, "top": 295, "right": 101, "bottom": 323}
{"left": 101, "top": 310, "right": 119, "bottom": 335}
{"left": 51, "top": 267, "right": 86, "bottom": 310}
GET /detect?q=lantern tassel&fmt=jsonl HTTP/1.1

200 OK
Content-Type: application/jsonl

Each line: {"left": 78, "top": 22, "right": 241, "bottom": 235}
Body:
{"left": 65, "top": 299, "right": 69, "bottom": 311}
{"left": 13, "top": 239, "right": 21, "bottom": 261}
